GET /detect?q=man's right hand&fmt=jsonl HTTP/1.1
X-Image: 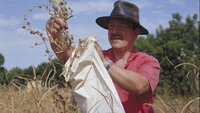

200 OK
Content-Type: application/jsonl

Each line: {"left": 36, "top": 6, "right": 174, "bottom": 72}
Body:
{"left": 46, "top": 17, "right": 71, "bottom": 62}
{"left": 46, "top": 17, "right": 68, "bottom": 42}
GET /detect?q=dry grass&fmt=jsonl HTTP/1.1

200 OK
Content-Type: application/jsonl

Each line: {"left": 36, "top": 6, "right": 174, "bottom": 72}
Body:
{"left": 153, "top": 94, "right": 199, "bottom": 113}
{"left": 0, "top": 84, "right": 199, "bottom": 113}
{"left": 0, "top": 84, "right": 80, "bottom": 113}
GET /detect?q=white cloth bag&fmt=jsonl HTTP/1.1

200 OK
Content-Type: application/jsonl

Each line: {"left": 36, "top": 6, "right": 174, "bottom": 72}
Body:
{"left": 63, "top": 37, "right": 125, "bottom": 113}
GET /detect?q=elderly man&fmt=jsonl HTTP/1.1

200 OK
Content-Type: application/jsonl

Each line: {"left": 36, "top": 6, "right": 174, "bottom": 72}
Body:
{"left": 46, "top": 1, "right": 160, "bottom": 113}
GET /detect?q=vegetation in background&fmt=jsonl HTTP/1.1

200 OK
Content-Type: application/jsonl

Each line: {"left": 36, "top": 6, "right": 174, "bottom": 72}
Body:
{"left": 0, "top": 11, "right": 199, "bottom": 113}
{"left": 135, "top": 13, "right": 199, "bottom": 96}
{"left": 0, "top": 13, "right": 199, "bottom": 96}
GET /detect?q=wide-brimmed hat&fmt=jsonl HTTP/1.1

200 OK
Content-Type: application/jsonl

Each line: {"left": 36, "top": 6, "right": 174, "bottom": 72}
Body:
{"left": 96, "top": 0, "right": 149, "bottom": 35}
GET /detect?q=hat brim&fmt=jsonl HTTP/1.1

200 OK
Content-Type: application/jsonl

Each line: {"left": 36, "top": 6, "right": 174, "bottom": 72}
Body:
{"left": 96, "top": 16, "right": 149, "bottom": 35}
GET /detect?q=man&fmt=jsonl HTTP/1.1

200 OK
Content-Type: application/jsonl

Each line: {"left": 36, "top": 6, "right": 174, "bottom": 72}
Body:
{"left": 46, "top": 1, "right": 160, "bottom": 113}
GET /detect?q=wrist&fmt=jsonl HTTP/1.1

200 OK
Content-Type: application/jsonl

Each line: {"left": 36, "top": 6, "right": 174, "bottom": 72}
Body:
{"left": 104, "top": 59, "right": 113, "bottom": 70}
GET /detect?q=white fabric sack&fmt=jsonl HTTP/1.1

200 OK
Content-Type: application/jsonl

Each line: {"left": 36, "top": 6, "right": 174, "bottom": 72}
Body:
{"left": 63, "top": 37, "right": 125, "bottom": 113}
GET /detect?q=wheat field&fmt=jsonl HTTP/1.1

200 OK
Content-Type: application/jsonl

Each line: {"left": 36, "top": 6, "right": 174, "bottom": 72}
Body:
{"left": 0, "top": 84, "right": 80, "bottom": 113}
{"left": 0, "top": 83, "right": 199, "bottom": 113}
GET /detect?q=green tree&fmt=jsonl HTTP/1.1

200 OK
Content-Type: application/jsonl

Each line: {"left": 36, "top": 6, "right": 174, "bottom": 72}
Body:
{"left": 136, "top": 13, "right": 199, "bottom": 96}
{"left": 33, "top": 59, "right": 65, "bottom": 87}
{"left": 0, "top": 53, "right": 7, "bottom": 84}
{"left": 0, "top": 53, "right": 4, "bottom": 65}
{"left": 0, "top": 53, "right": 5, "bottom": 71}
{"left": 5, "top": 67, "right": 24, "bottom": 85}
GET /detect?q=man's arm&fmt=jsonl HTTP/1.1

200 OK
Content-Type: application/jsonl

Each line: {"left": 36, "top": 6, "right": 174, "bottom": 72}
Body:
{"left": 95, "top": 44, "right": 159, "bottom": 96}
{"left": 46, "top": 17, "right": 72, "bottom": 62}
{"left": 107, "top": 64, "right": 150, "bottom": 95}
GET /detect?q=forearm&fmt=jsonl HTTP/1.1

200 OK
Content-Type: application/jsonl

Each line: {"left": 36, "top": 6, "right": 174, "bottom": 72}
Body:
{"left": 50, "top": 32, "right": 71, "bottom": 62}
{"left": 107, "top": 64, "right": 150, "bottom": 95}
{"left": 46, "top": 17, "right": 72, "bottom": 62}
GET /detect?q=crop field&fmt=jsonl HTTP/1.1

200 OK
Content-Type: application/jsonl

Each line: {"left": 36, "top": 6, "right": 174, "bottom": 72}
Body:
{"left": 0, "top": 84, "right": 199, "bottom": 113}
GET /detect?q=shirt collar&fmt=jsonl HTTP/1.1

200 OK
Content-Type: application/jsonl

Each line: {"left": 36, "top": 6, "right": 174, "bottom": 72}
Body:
{"left": 105, "top": 48, "right": 138, "bottom": 62}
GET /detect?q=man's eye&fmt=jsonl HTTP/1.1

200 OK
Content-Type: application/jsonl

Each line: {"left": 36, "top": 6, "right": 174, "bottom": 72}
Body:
{"left": 120, "top": 25, "right": 126, "bottom": 28}
{"left": 108, "top": 25, "right": 114, "bottom": 29}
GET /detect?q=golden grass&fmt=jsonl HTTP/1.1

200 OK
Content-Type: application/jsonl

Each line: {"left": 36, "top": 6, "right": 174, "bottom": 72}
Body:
{"left": 0, "top": 84, "right": 199, "bottom": 113}
{"left": 153, "top": 94, "right": 199, "bottom": 113}
{"left": 0, "top": 84, "right": 80, "bottom": 113}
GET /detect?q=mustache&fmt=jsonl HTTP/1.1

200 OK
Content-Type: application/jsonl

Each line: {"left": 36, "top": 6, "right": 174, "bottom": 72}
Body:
{"left": 110, "top": 35, "right": 124, "bottom": 40}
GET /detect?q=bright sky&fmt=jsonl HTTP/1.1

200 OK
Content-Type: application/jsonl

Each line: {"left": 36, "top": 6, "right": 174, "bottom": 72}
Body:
{"left": 0, "top": 0, "right": 199, "bottom": 70}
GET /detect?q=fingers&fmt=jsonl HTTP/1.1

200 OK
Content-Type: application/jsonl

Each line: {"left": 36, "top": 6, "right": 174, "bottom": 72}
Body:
{"left": 53, "top": 22, "right": 61, "bottom": 30}
{"left": 94, "top": 42, "right": 102, "bottom": 52}
{"left": 46, "top": 19, "right": 56, "bottom": 35}
{"left": 52, "top": 17, "right": 68, "bottom": 31}
{"left": 94, "top": 41, "right": 105, "bottom": 60}
{"left": 79, "top": 38, "right": 88, "bottom": 43}
{"left": 79, "top": 36, "right": 97, "bottom": 44}
{"left": 56, "top": 18, "right": 68, "bottom": 29}
{"left": 78, "top": 37, "right": 106, "bottom": 62}
{"left": 46, "top": 17, "right": 68, "bottom": 34}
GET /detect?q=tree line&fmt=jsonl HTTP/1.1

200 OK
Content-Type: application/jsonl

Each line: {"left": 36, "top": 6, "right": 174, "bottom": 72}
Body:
{"left": 135, "top": 13, "right": 199, "bottom": 96}
{"left": 0, "top": 13, "right": 199, "bottom": 96}
{"left": 0, "top": 54, "right": 65, "bottom": 88}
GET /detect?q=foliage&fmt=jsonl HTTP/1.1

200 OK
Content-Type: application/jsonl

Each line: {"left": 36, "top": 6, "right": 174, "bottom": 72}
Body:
{"left": 35, "top": 59, "right": 65, "bottom": 87}
{"left": 12, "top": 59, "right": 65, "bottom": 88}
{"left": 1, "top": 12, "right": 199, "bottom": 97}
{"left": 0, "top": 53, "right": 6, "bottom": 73}
{"left": 0, "top": 53, "right": 7, "bottom": 84}
{"left": 0, "top": 53, "right": 64, "bottom": 87}
{"left": 6, "top": 67, "right": 24, "bottom": 85}
{"left": 0, "top": 53, "right": 5, "bottom": 66}
{"left": 135, "top": 13, "right": 199, "bottom": 96}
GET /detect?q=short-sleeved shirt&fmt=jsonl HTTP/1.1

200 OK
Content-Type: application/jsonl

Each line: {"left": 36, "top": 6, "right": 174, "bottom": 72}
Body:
{"left": 103, "top": 48, "right": 160, "bottom": 113}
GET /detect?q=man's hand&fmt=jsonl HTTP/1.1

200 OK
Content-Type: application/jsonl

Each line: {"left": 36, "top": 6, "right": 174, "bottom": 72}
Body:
{"left": 93, "top": 40, "right": 110, "bottom": 67}
{"left": 79, "top": 37, "right": 108, "bottom": 66}
{"left": 46, "top": 17, "right": 68, "bottom": 42}
{"left": 46, "top": 17, "right": 70, "bottom": 62}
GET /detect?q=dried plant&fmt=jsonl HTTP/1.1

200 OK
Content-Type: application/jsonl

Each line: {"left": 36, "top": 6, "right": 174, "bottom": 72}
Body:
{"left": 153, "top": 94, "right": 200, "bottom": 113}
{"left": 0, "top": 83, "right": 80, "bottom": 113}
{"left": 22, "top": 0, "right": 73, "bottom": 62}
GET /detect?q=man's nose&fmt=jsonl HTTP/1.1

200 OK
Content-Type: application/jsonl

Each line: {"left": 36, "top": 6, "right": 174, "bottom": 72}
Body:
{"left": 109, "top": 28, "right": 118, "bottom": 34}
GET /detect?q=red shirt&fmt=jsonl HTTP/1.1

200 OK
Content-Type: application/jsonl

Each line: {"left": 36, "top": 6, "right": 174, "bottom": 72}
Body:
{"left": 103, "top": 48, "right": 160, "bottom": 113}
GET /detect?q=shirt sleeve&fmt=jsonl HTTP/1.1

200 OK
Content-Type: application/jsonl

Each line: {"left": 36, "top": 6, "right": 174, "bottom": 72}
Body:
{"left": 136, "top": 55, "right": 160, "bottom": 93}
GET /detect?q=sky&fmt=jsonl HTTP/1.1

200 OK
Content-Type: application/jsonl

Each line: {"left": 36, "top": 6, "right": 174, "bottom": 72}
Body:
{"left": 0, "top": 0, "right": 199, "bottom": 70}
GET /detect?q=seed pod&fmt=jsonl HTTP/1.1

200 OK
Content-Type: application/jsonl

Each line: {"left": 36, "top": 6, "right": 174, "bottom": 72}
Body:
{"left": 46, "top": 49, "right": 50, "bottom": 53}
{"left": 30, "top": 31, "right": 35, "bottom": 34}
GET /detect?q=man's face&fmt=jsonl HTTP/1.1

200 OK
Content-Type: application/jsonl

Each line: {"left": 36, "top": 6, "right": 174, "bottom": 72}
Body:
{"left": 108, "top": 18, "right": 139, "bottom": 50}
